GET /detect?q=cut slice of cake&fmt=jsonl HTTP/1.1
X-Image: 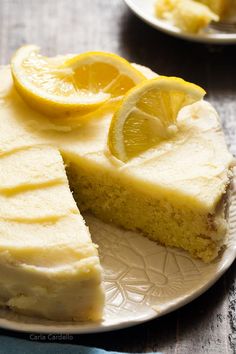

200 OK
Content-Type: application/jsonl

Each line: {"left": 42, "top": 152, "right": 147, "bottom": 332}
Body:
{"left": 155, "top": 0, "right": 219, "bottom": 33}
{"left": 197, "top": 0, "right": 230, "bottom": 18}
{"left": 0, "top": 145, "right": 104, "bottom": 321}
{"left": 155, "top": 0, "right": 231, "bottom": 34}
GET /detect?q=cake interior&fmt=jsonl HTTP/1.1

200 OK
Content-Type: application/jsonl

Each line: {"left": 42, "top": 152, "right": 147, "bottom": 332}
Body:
{"left": 65, "top": 158, "right": 231, "bottom": 264}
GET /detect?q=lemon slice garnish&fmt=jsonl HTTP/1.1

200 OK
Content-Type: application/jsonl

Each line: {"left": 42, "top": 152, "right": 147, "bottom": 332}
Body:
{"left": 108, "top": 76, "right": 206, "bottom": 162}
{"left": 11, "top": 45, "right": 145, "bottom": 116}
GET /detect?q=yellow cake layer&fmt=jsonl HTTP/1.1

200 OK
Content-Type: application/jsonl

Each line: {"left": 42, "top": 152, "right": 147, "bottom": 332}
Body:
{"left": 66, "top": 159, "right": 228, "bottom": 263}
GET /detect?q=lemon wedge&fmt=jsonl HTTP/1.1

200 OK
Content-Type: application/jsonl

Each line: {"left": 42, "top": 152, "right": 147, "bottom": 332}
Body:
{"left": 108, "top": 76, "right": 206, "bottom": 162}
{"left": 11, "top": 45, "right": 145, "bottom": 116}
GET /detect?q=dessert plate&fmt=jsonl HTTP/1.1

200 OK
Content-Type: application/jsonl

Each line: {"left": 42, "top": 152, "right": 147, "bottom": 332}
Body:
{"left": 0, "top": 178, "right": 235, "bottom": 334}
{"left": 124, "top": 0, "right": 236, "bottom": 44}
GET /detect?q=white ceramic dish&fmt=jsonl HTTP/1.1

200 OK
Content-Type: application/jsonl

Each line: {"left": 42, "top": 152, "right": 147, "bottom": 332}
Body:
{"left": 0, "top": 180, "right": 235, "bottom": 334}
{"left": 124, "top": 0, "right": 236, "bottom": 44}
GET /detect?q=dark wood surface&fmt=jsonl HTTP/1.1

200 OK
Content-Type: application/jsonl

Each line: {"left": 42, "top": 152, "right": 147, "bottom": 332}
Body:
{"left": 0, "top": 1, "right": 235, "bottom": 353}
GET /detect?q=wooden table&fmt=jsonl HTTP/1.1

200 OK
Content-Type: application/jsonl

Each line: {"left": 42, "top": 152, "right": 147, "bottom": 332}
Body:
{"left": 0, "top": 1, "right": 235, "bottom": 353}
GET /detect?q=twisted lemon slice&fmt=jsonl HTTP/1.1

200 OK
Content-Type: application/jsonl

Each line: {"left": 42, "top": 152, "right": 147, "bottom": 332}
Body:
{"left": 11, "top": 45, "right": 145, "bottom": 116}
{"left": 108, "top": 76, "right": 206, "bottom": 162}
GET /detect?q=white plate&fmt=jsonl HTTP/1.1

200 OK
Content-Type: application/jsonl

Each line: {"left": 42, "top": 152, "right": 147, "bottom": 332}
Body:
{"left": 124, "top": 0, "right": 236, "bottom": 44}
{"left": 0, "top": 185, "right": 235, "bottom": 334}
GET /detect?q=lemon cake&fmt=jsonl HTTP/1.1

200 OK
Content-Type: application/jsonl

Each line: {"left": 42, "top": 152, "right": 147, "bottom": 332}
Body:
{"left": 0, "top": 145, "right": 104, "bottom": 321}
{"left": 0, "top": 47, "right": 234, "bottom": 321}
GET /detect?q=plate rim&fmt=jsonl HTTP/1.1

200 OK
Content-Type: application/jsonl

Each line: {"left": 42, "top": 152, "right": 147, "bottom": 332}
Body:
{"left": 124, "top": 0, "right": 236, "bottom": 44}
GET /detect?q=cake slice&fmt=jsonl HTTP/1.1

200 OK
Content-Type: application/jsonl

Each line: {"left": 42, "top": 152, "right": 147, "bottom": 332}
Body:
{"left": 0, "top": 145, "right": 104, "bottom": 321}
{"left": 197, "top": 0, "right": 230, "bottom": 18}
{"left": 155, "top": 0, "right": 219, "bottom": 33}
{"left": 155, "top": 0, "right": 231, "bottom": 33}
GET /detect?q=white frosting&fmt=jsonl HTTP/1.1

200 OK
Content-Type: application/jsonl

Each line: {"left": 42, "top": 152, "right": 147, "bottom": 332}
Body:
{"left": 0, "top": 133, "right": 104, "bottom": 320}
{"left": 0, "top": 65, "right": 233, "bottom": 213}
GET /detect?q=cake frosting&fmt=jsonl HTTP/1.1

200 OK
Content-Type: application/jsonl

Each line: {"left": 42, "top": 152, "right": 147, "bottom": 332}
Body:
{"left": 0, "top": 143, "right": 104, "bottom": 321}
